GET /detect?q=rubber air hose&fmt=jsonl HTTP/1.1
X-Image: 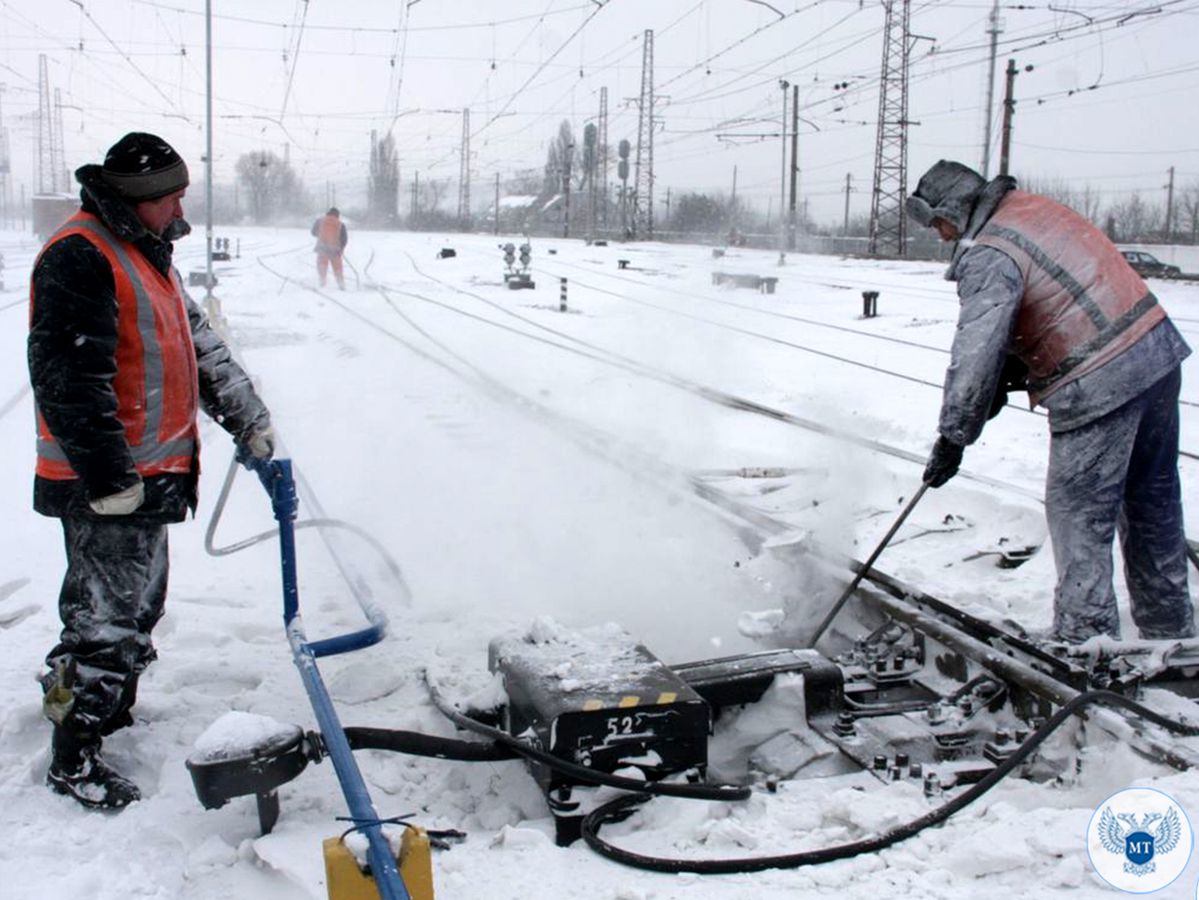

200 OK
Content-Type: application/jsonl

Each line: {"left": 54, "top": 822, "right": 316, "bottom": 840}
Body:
{"left": 581, "top": 689, "right": 1199, "bottom": 874}
{"left": 341, "top": 726, "right": 518, "bottom": 762}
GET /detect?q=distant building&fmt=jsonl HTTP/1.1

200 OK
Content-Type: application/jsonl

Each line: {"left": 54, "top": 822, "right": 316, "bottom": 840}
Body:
{"left": 487, "top": 194, "right": 539, "bottom": 232}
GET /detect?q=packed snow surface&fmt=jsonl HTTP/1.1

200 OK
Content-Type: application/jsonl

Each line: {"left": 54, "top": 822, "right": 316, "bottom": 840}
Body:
{"left": 3, "top": 226, "right": 1199, "bottom": 898}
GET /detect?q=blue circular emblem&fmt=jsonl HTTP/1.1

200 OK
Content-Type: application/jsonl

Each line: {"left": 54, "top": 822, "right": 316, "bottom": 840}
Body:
{"left": 1088, "top": 787, "right": 1193, "bottom": 893}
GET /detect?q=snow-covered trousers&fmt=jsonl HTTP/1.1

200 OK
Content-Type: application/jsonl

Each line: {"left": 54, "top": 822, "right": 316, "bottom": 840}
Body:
{"left": 317, "top": 251, "right": 344, "bottom": 287}
{"left": 44, "top": 518, "right": 169, "bottom": 737}
{"left": 1047, "top": 366, "right": 1194, "bottom": 642}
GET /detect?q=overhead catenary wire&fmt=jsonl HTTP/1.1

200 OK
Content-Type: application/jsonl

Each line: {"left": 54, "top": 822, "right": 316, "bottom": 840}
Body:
{"left": 474, "top": 0, "right": 612, "bottom": 137}
{"left": 128, "top": 0, "right": 596, "bottom": 34}
{"left": 8, "top": 0, "right": 1194, "bottom": 231}
{"left": 66, "top": 0, "right": 192, "bottom": 122}
{"left": 278, "top": 0, "right": 312, "bottom": 121}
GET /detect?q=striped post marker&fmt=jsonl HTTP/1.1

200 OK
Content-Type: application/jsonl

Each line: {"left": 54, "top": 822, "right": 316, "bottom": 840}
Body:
{"left": 559, "top": 277, "right": 568, "bottom": 312}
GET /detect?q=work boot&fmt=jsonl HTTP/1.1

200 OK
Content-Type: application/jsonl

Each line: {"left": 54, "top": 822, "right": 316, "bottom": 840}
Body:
{"left": 47, "top": 729, "right": 140, "bottom": 810}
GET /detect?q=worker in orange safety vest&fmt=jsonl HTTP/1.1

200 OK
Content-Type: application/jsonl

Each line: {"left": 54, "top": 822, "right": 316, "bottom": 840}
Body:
{"left": 29, "top": 131, "right": 275, "bottom": 810}
{"left": 311, "top": 207, "right": 348, "bottom": 289}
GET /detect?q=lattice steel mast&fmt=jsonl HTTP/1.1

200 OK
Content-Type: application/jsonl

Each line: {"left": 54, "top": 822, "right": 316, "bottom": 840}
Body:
{"left": 457, "top": 107, "right": 471, "bottom": 225}
{"left": 867, "top": 0, "right": 911, "bottom": 257}
{"left": 54, "top": 88, "right": 69, "bottom": 190}
{"left": 0, "top": 85, "right": 10, "bottom": 225}
{"left": 37, "top": 54, "right": 57, "bottom": 193}
{"left": 632, "top": 29, "right": 654, "bottom": 238}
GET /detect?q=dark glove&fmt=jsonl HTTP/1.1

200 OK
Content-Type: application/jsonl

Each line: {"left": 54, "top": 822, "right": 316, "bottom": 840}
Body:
{"left": 923, "top": 436, "right": 964, "bottom": 488}
{"left": 988, "top": 355, "right": 1029, "bottom": 420}
{"left": 987, "top": 387, "right": 1008, "bottom": 420}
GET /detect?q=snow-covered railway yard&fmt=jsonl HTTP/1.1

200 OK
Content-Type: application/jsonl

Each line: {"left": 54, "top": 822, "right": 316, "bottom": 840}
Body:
{"left": 4, "top": 226, "right": 1199, "bottom": 898}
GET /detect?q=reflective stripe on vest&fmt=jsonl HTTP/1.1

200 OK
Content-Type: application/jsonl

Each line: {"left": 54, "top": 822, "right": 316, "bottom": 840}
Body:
{"left": 973, "top": 191, "right": 1164, "bottom": 403}
{"left": 34, "top": 213, "right": 198, "bottom": 479}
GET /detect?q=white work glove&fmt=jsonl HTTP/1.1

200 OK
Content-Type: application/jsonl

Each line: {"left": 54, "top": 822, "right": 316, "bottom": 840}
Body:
{"left": 89, "top": 481, "right": 145, "bottom": 516}
{"left": 246, "top": 426, "right": 275, "bottom": 461}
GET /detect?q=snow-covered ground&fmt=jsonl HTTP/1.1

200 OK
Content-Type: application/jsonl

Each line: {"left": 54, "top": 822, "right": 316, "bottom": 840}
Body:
{"left": 3, "top": 225, "right": 1199, "bottom": 898}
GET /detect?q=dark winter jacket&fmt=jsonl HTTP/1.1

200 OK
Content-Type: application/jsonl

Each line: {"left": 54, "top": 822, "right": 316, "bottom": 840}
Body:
{"left": 28, "top": 165, "right": 271, "bottom": 522}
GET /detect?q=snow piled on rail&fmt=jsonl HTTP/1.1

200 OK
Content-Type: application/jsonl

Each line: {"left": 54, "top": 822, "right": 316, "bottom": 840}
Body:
{"left": 1, "top": 225, "right": 1199, "bottom": 898}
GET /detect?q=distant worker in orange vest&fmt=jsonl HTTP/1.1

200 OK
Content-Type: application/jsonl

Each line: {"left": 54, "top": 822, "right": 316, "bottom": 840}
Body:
{"left": 311, "top": 207, "right": 348, "bottom": 289}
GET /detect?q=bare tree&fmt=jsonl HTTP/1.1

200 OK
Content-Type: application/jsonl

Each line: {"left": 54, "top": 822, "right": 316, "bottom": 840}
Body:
{"left": 543, "top": 120, "right": 578, "bottom": 195}
{"left": 422, "top": 177, "right": 450, "bottom": 211}
{"left": 1179, "top": 181, "right": 1199, "bottom": 244}
{"left": 506, "top": 169, "right": 542, "bottom": 195}
{"left": 1107, "top": 191, "right": 1161, "bottom": 243}
{"left": 235, "top": 150, "right": 307, "bottom": 223}
{"left": 1022, "top": 177, "right": 1103, "bottom": 223}
{"left": 407, "top": 177, "right": 455, "bottom": 230}
{"left": 368, "top": 131, "right": 400, "bottom": 226}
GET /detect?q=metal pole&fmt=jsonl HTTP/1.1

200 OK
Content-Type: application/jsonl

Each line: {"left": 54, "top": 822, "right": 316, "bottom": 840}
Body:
{"left": 843, "top": 173, "right": 852, "bottom": 236}
{"left": 807, "top": 482, "right": 929, "bottom": 647}
{"left": 778, "top": 80, "right": 788, "bottom": 265}
{"left": 204, "top": 0, "right": 214, "bottom": 306}
{"left": 789, "top": 83, "right": 799, "bottom": 250}
{"left": 999, "top": 58, "right": 1016, "bottom": 177}
{"left": 1165, "top": 166, "right": 1175, "bottom": 241}
{"left": 563, "top": 145, "right": 572, "bottom": 238}
{"left": 251, "top": 460, "right": 407, "bottom": 900}
{"left": 980, "top": 0, "right": 1000, "bottom": 177}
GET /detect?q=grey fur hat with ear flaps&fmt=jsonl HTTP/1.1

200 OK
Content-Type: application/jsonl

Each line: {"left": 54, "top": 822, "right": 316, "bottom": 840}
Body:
{"left": 905, "top": 160, "right": 987, "bottom": 232}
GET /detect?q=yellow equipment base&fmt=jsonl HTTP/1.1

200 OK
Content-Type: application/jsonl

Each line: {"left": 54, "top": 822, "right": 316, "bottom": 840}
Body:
{"left": 323, "top": 825, "right": 434, "bottom": 900}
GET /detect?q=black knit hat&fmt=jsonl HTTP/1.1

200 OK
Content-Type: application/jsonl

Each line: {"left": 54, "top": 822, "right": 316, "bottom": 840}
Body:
{"left": 100, "top": 132, "right": 190, "bottom": 202}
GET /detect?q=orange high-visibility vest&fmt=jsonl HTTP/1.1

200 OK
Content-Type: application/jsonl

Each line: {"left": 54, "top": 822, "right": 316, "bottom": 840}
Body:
{"left": 316, "top": 214, "right": 342, "bottom": 255}
{"left": 973, "top": 190, "right": 1164, "bottom": 404}
{"left": 32, "top": 212, "right": 199, "bottom": 480}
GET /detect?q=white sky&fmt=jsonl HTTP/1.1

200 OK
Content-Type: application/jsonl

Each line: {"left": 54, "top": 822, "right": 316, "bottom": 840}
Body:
{"left": 3, "top": 0, "right": 1199, "bottom": 224}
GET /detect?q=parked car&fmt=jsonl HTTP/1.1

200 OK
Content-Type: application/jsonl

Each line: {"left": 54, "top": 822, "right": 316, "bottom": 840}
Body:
{"left": 1121, "top": 250, "right": 1181, "bottom": 279}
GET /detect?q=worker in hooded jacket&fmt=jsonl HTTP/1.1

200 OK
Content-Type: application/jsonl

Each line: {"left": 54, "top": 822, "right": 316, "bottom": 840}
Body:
{"left": 29, "top": 132, "right": 275, "bottom": 810}
{"left": 311, "top": 206, "right": 348, "bottom": 289}
{"left": 906, "top": 160, "right": 1194, "bottom": 645}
